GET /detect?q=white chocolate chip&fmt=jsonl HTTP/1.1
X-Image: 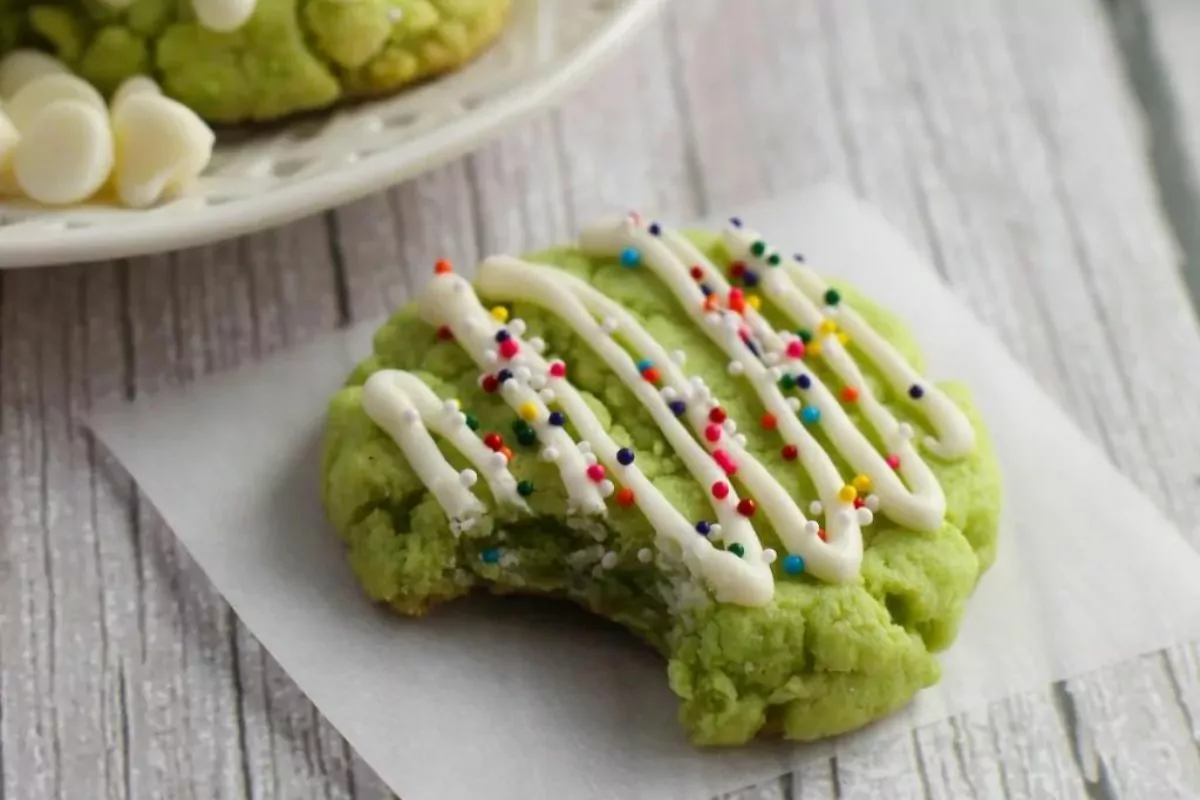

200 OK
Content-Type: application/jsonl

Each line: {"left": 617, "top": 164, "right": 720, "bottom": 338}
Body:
{"left": 637, "top": 548, "right": 653, "bottom": 564}
{"left": 111, "top": 92, "right": 215, "bottom": 208}
{"left": 191, "top": 0, "right": 258, "bottom": 33}
{"left": 8, "top": 74, "right": 105, "bottom": 131}
{"left": 14, "top": 101, "right": 112, "bottom": 206}
{"left": 0, "top": 50, "right": 69, "bottom": 99}
{"left": 110, "top": 75, "right": 161, "bottom": 116}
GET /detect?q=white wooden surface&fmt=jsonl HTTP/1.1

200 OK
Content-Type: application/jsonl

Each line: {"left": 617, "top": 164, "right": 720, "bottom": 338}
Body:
{"left": 4, "top": 1, "right": 1200, "bottom": 797}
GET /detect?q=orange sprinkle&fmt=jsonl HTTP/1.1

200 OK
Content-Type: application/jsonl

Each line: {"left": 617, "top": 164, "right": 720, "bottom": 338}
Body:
{"left": 434, "top": 258, "right": 453, "bottom": 275}
{"left": 616, "top": 487, "right": 636, "bottom": 507}
{"left": 499, "top": 446, "right": 514, "bottom": 462}
{"left": 841, "top": 386, "right": 859, "bottom": 403}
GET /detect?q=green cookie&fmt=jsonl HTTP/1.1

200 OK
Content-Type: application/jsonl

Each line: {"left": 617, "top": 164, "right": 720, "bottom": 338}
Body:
{"left": 13, "top": 0, "right": 510, "bottom": 122}
{"left": 322, "top": 218, "right": 1001, "bottom": 745}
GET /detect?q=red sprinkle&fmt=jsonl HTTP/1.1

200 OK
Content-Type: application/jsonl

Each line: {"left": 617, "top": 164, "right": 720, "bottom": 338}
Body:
{"left": 548, "top": 361, "right": 567, "bottom": 378}
{"left": 481, "top": 374, "right": 499, "bottom": 394}
{"left": 736, "top": 498, "right": 757, "bottom": 517}
{"left": 483, "top": 433, "right": 503, "bottom": 451}
{"left": 711, "top": 481, "right": 730, "bottom": 500}
{"left": 853, "top": 497, "right": 865, "bottom": 509}
{"left": 885, "top": 454, "right": 901, "bottom": 470}
{"left": 708, "top": 407, "right": 727, "bottom": 424}
{"left": 818, "top": 528, "right": 828, "bottom": 542}
{"left": 841, "top": 386, "right": 860, "bottom": 403}
{"left": 436, "top": 325, "right": 454, "bottom": 341}
{"left": 761, "top": 412, "right": 778, "bottom": 431}
{"left": 498, "top": 339, "right": 519, "bottom": 359}
{"left": 641, "top": 367, "right": 661, "bottom": 384}
{"left": 728, "top": 288, "right": 746, "bottom": 314}
{"left": 586, "top": 464, "right": 606, "bottom": 483}
{"left": 434, "top": 258, "right": 453, "bottom": 275}
{"left": 713, "top": 450, "right": 738, "bottom": 476}
{"left": 781, "top": 444, "right": 798, "bottom": 461}
{"left": 785, "top": 341, "right": 805, "bottom": 359}
{"left": 704, "top": 424, "right": 722, "bottom": 443}
{"left": 730, "top": 261, "right": 747, "bottom": 279}
{"left": 690, "top": 266, "right": 704, "bottom": 281}
{"left": 615, "top": 487, "right": 636, "bottom": 507}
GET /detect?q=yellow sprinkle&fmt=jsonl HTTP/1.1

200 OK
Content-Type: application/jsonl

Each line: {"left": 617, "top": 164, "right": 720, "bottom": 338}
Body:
{"left": 852, "top": 474, "right": 873, "bottom": 493}
{"left": 837, "top": 332, "right": 850, "bottom": 346}
{"left": 746, "top": 295, "right": 762, "bottom": 311}
{"left": 837, "top": 485, "right": 858, "bottom": 503}
{"left": 518, "top": 402, "right": 539, "bottom": 421}
{"left": 490, "top": 306, "right": 509, "bottom": 322}
{"left": 808, "top": 341, "right": 823, "bottom": 357}
{"left": 818, "top": 319, "right": 838, "bottom": 335}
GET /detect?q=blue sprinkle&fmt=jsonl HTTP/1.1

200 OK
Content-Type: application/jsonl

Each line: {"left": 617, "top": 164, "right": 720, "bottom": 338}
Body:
{"left": 782, "top": 554, "right": 805, "bottom": 575}
{"left": 801, "top": 406, "right": 821, "bottom": 425}
{"left": 636, "top": 359, "right": 653, "bottom": 372}
{"left": 695, "top": 521, "right": 712, "bottom": 536}
{"left": 908, "top": 384, "right": 925, "bottom": 400}
{"left": 620, "top": 248, "right": 641, "bottom": 268}
{"left": 797, "top": 374, "right": 812, "bottom": 390}
{"left": 729, "top": 216, "right": 743, "bottom": 228}
{"left": 497, "top": 368, "right": 514, "bottom": 383}
{"left": 668, "top": 400, "right": 687, "bottom": 417}
{"left": 548, "top": 411, "right": 566, "bottom": 426}
{"left": 699, "top": 283, "right": 714, "bottom": 297}
{"left": 617, "top": 447, "right": 635, "bottom": 466}
{"left": 793, "top": 253, "right": 806, "bottom": 263}
{"left": 745, "top": 339, "right": 761, "bottom": 358}
{"left": 481, "top": 548, "right": 501, "bottom": 565}
{"left": 743, "top": 270, "right": 760, "bottom": 288}
{"left": 494, "top": 330, "right": 510, "bottom": 343}
{"left": 648, "top": 222, "right": 662, "bottom": 236}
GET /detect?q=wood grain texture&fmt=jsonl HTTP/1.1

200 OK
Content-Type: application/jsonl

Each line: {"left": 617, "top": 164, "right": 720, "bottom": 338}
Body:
{"left": 4, "top": 0, "right": 1200, "bottom": 797}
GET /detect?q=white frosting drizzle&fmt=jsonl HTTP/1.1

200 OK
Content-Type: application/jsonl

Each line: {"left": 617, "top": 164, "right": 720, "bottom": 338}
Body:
{"left": 362, "top": 369, "right": 529, "bottom": 535}
{"left": 356, "top": 216, "right": 977, "bottom": 607}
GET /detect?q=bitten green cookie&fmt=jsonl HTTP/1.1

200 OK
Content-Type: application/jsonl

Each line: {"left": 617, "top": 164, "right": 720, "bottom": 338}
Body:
{"left": 322, "top": 215, "right": 1001, "bottom": 745}
{"left": 11, "top": 0, "right": 510, "bottom": 122}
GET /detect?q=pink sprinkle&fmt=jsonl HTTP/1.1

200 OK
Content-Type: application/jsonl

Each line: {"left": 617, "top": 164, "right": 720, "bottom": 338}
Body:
{"left": 628, "top": 211, "right": 642, "bottom": 224}
{"left": 711, "top": 481, "right": 730, "bottom": 500}
{"left": 549, "top": 361, "right": 567, "bottom": 378}
{"left": 713, "top": 450, "right": 738, "bottom": 477}
{"left": 886, "top": 454, "right": 901, "bottom": 470}
{"left": 586, "top": 464, "right": 606, "bottom": 483}
{"left": 704, "top": 424, "right": 722, "bottom": 443}
{"left": 786, "top": 341, "right": 806, "bottom": 359}
{"left": 498, "top": 339, "right": 519, "bottom": 359}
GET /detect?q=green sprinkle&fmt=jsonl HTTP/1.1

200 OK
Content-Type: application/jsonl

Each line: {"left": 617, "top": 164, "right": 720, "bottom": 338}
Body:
{"left": 729, "top": 543, "right": 746, "bottom": 558}
{"left": 824, "top": 288, "right": 841, "bottom": 306}
{"left": 766, "top": 253, "right": 781, "bottom": 266}
{"left": 511, "top": 419, "right": 531, "bottom": 434}
{"left": 464, "top": 413, "right": 479, "bottom": 431}
{"left": 779, "top": 374, "right": 796, "bottom": 390}
{"left": 517, "top": 480, "right": 535, "bottom": 497}
{"left": 750, "top": 240, "right": 767, "bottom": 257}
{"left": 516, "top": 429, "right": 538, "bottom": 447}
{"left": 797, "top": 328, "right": 813, "bottom": 344}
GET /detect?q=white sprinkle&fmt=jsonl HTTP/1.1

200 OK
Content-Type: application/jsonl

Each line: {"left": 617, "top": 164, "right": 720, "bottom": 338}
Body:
{"left": 763, "top": 351, "right": 781, "bottom": 366}
{"left": 804, "top": 520, "right": 820, "bottom": 536}
{"left": 601, "top": 551, "right": 619, "bottom": 570}
{"left": 709, "top": 523, "right": 722, "bottom": 540}
{"left": 539, "top": 388, "right": 556, "bottom": 402}
{"left": 856, "top": 508, "right": 875, "bottom": 526}
{"left": 762, "top": 548, "right": 777, "bottom": 564}
{"left": 458, "top": 469, "right": 477, "bottom": 487}
{"left": 514, "top": 366, "right": 532, "bottom": 382}
{"left": 529, "top": 373, "right": 547, "bottom": 390}
{"left": 898, "top": 423, "right": 914, "bottom": 440}
{"left": 661, "top": 386, "right": 678, "bottom": 401}
{"left": 454, "top": 412, "right": 468, "bottom": 427}
{"left": 500, "top": 553, "right": 520, "bottom": 568}
{"left": 483, "top": 349, "right": 498, "bottom": 364}
{"left": 691, "top": 376, "right": 707, "bottom": 390}
{"left": 787, "top": 397, "right": 802, "bottom": 412}
{"left": 598, "top": 480, "right": 615, "bottom": 497}
{"left": 768, "top": 366, "right": 784, "bottom": 381}
{"left": 441, "top": 400, "right": 459, "bottom": 414}
{"left": 723, "top": 419, "right": 738, "bottom": 434}
{"left": 528, "top": 336, "right": 546, "bottom": 353}
{"left": 809, "top": 500, "right": 824, "bottom": 516}
{"left": 601, "top": 317, "right": 619, "bottom": 334}
{"left": 578, "top": 441, "right": 593, "bottom": 455}
{"left": 542, "top": 447, "right": 560, "bottom": 462}
{"left": 400, "top": 408, "right": 419, "bottom": 424}
{"left": 670, "top": 350, "right": 687, "bottom": 365}
{"left": 727, "top": 360, "right": 745, "bottom": 376}
{"left": 509, "top": 318, "right": 527, "bottom": 336}
{"left": 734, "top": 434, "right": 747, "bottom": 447}
{"left": 682, "top": 386, "right": 696, "bottom": 401}
{"left": 582, "top": 453, "right": 598, "bottom": 466}
{"left": 488, "top": 453, "right": 508, "bottom": 471}
{"left": 826, "top": 305, "right": 841, "bottom": 316}
{"left": 705, "top": 313, "right": 722, "bottom": 327}
{"left": 865, "top": 494, "right": 880, "bottom": 511}
{"left": 637, "top": 548, "right": 654, "bottom": 563}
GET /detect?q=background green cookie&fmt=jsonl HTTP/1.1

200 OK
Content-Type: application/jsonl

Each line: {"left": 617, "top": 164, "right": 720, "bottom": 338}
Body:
{"left": 8, "top": 0, "right": 510, "bottom": 122}
{"left": 322, "top": 234, "right": 1002, "bottom": 745}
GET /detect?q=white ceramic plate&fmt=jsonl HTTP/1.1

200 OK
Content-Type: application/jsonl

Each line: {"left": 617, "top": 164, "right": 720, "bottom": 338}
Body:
{"left": 0, "top": 0, "right": 664, "bottom": 268}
